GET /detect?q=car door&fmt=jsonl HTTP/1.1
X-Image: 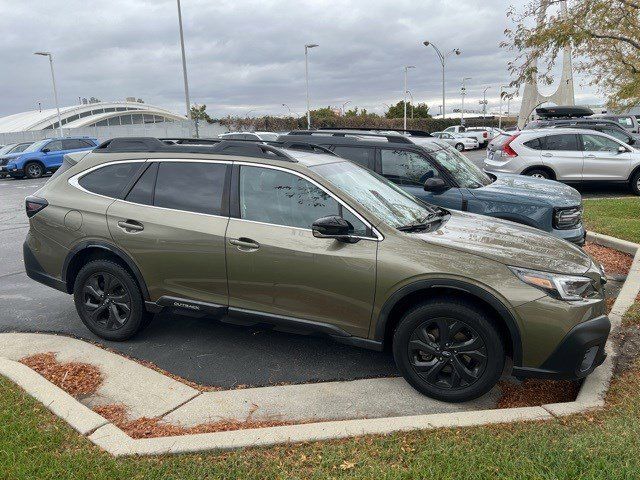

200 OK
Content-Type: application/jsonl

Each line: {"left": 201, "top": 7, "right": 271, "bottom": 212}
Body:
{"left": 538, "top": 133, "right": 583, "bottom": 181}
{"left": 580, "top": 133, "right": 632, "bottom": 181}
{"left": 106, "top": 160, "right": 231, "bottom": 306}
{"left": 377, "top": 147, "right": 464, "bottom": 210}
{"left": 225, "top": 163, "right": 377, "bottom": 337}
{"left": 40, "top": 140, "right": 65, "bottom": 169}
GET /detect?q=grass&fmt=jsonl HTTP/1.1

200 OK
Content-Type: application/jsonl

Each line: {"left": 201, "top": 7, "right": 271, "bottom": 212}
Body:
{"left": 2, "top": 340, "right": 640, "bottom": 479}
{"left": 583, "top": 197, "right": 640, "bottom": 243}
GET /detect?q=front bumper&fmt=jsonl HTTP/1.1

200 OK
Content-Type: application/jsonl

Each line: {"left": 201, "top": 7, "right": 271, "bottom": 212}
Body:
{"left": 553, "top": 225, "right": 586, "bottom": 246}
{"left": 513, "top": 315, "right": 610, "bottom": 380}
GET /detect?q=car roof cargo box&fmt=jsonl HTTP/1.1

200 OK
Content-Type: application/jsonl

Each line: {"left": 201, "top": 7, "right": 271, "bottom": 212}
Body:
{"left": 536, "top": 106, "right": 594, "bottom": 119}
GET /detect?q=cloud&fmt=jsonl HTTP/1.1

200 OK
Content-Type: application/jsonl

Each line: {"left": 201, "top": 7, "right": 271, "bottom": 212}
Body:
{"left": 0, "top": 0, "right": 602, "bottom": 119}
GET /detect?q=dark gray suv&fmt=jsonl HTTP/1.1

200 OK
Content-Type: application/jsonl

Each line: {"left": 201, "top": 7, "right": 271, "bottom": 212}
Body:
{"left": 279, "top": 130, "right": 586, "bottom": 245}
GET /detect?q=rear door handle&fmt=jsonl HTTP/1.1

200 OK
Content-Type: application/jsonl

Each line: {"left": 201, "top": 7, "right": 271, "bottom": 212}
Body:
{"left": 117, "top": 220, "right": 144, "bottom": 233}
{"left": 229, "top": 237, "right": 260, "bottom": 250}
{"left": 541, "top": 152, "right": 553, "bottom": 157}
{"left": 586, "top": 154, "right": 596, "bottom": 158}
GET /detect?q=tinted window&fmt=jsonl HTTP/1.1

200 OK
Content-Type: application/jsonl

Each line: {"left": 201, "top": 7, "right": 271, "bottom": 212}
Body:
{"left": 44, "top": 140, "right": 63, "bottom": 152}
{"left": 63, "top": 139, "right": 93, "bottom": 150}
{"left": 154, "top": 162, "right": 226, "bottom": 215}
{"left": 602, "top": 128, "right": 630, "bottom": 143}
{"left": 581, "top": 134, "right": 623, "bottom": 152}
{"left": 523, "top": 137, "right": 544, "bottom": 150}
{"left": 78, "top": 163, "right": 141, "bottom": 197}
{"left": 331, "top": 146, "right": 375, "bottom": 168}
{"left": 544, "top": 134, "right": 578, "bottom": 151}
{"left": 380, "top": 149, "right": 440, "bottom": 187}
{"left": 125, "top": 163, "right": 158, "bottom": 205}
{"left": 239, "top": 166, "right": 366, "bottom": 234}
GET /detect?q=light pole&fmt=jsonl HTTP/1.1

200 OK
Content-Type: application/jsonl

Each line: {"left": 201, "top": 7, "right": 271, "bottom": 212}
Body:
{"left": 176, "top": 0, "right": 192, "bottom": 119}
{"left": 499, "top": 85, "right": 508, "bottom": 129}
{"left": 460, "top": 77, "right": 471, "bottom": 126}
{"left": 34, "top": 52, "right": 63, "bottom": 138}
{"left": 403, "top": 65, "right": 415, "bottom": 130}
{"left": 423, "top": 41, "right": 460, "bottom": 120}
{"left": 481, "top": 86, "right": 490, "bottom": 120}
{"left": 406, "top": 90, "right": 414, "bottom": 119}
{"left": 341, "top": 100, "right": 351, "bottom": 116}
{"left": 282, "top": 103, "right": 292, "bottom": 116}
{"left": 304, "top": 43, "right": 319, "bottom": 129}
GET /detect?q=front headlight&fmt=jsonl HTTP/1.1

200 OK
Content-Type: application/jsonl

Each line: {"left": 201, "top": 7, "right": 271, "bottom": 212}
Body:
{"left": 553, "top": 206, "right": 583, "bottom": 230}
{"left": 509, "top": 266, "right": 601, "bottom": 301}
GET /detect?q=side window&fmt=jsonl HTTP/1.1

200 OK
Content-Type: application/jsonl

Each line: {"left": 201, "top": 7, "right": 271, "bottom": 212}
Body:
{"left": 154, "top": 162, "right": 227, "bottom": 215}
{"left": 44, "top": 140, "right": 63, "bottom": 152}
{"left": 125, "top": 163, "right": 158, "bottom": 205}
{"left": 331, "top": 146, "right": 375, "bottom": 168}
{"left": 602, "top": 128, "right": 630, "bottom": 143}
{"left": 239, "top": 166, "right": 367, "bottom": 235}
{"left": 78, "top": 163, "right": 142, "bottom": 197}
{"left": 62, "top": 139, "right": 88, "bottom": 150}
{"left": 523, "top": 137, "right": 545, "bottom": 150}
{"left": 544, "top": 134, "right": 579, "bottom": 151}
{"left": 581, "top": 134, "right": 623, "bottom": 152}
{"left": 380, "top": 149, "right": 440, "bottom": 187}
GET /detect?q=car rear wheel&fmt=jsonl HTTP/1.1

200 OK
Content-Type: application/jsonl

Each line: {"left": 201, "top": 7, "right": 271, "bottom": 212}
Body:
{"left": 73, "top": 260, "right": 151, "bottom": 341}
{"left": 392, "top": 299, "right": 505, "bottom": 402}
{"left": 631, "top": 170, "right": 640, "bottom": 196}
{"left": 525, "top": 169, "right": 551, "bottom": 180}
{"left": 455, "top": 143, "right": 465, "bottom": 152}
{"left": 24, "top": 162, "right": 44, "bottom": 179}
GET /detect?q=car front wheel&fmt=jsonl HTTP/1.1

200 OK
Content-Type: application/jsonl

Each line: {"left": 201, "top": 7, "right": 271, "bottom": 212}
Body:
{"left": 631, "top": 170, "right": 640, "bottom": 196}
{"left": 24, "top": 162, "right": 44, "bottom": 179}
{"left": 392, "top": 299, "right": 505, "bottom": 402}
{"left": 455, "top": 143, "right": 465, "bottom": 151}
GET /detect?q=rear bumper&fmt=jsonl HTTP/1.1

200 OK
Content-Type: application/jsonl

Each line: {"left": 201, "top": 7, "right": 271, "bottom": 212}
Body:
{"left": 512, "top": 315, "right": 610, "bottom": 380}
{"left": 23, "top": 240, "right": 67, "bottom": 293}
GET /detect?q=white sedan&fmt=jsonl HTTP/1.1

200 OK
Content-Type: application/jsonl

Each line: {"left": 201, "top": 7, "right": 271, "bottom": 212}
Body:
{"left": 431, "top": 131, "right": 479, "bottom": 151}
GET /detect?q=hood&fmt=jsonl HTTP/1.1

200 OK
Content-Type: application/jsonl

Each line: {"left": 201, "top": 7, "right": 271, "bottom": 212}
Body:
{"left": 474, "top": 173, "right": 581, "bottom": 207}
{"left": 416, "top": 211, "right": 592, "bottom": 274}
{"left": 0, "top": 151, "right": 28, "bottom": 161}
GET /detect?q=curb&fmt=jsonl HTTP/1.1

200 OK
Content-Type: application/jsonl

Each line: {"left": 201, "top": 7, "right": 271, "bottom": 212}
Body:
{"left": 1, "top": 232, "right": 639, "bottom": 456}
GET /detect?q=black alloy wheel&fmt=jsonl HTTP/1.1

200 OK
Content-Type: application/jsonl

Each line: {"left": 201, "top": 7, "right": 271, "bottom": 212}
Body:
{"left": 81, "top": 272, "right": 132, "bottom": 330}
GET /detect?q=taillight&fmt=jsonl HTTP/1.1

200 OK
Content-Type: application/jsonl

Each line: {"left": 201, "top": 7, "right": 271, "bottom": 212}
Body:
{"left": 25, "top": 196, "right": 48, "bottom": 218}
{"left": 483, "top": 132, "right": 488, "bottom": 138}
{"left": 501, "top": 134, "right": 520, "bottom": 157}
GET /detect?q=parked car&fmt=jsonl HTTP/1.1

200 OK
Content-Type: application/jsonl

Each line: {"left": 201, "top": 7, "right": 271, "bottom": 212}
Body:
{"left": 220, "top": 131, "right": 280, "bottom": 142}
{"left": 4, "top": 137, "right": 98, "bottom": 179}
{"left": 24, "top": 136, "right": 609, "bottom": 402}
{"left": 443, "top": 125, "right": 488, "bottom": 147}
{"left": 596, "top": 114, "right": 639, "bottom": 134}
{"left": 484, "top": 128, "right": 640, "bottom": 195}
{"left": 430, "top": 131, "right": 479, "bottom": 151}
{"left": 525, "top": 116, "right": 640, "bottom": 146}
{"left": 280, "top": 130, "right": 586, "bottom": 244}
{"left": 0, "top": 142, "right": 34, "bottom": 178}
{"left": 467, "top": 126, "right": 505, "bottom": 142}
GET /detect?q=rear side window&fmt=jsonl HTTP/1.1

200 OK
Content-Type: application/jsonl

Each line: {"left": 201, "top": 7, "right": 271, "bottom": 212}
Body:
{"left": 523, "top": 137, "right": 545, "bottom": 150}
{"left": 78, "top": 163, "right": 142, "bottom": 197}
{"left": 154, "top": 162, "right": 227, "bottom": 215}
{"left": 331, "top": 146, "right": 375, "bottom": 168}
{"left": 543, "top": 134, "right": 579, "bottom": 151}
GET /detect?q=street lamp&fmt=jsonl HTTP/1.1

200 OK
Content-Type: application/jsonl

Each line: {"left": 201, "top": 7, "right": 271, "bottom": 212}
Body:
{"left": 460, "top": 77, "right": 471, "bottom": 126}
{"left": 342, "top": 100, "right": 351, "bottom": 116}
{"left": 423, "top": 41, "right": 460, "bottom": 120}
{"left": 176, "top": 0, "right": 192, "bottom": 119}
{"left": 34, "top": 52, "right": 63, "bottom": 138}
{"left": 403, "top": 65, "right": 415, "bottom": 130}
{"left": 481, "top": 86, "right": 490, "bottom": 120}
{"left": 499, "top": 85, "right": 509, "bottom": 129}
{"left": 282, "top": 103, "right": 292, "bottom": 116}
{"left": 304, "top": 43, "right": 319, "bottom": 129}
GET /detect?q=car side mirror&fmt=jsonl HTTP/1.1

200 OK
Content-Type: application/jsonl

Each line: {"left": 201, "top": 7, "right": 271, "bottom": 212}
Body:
{"left": 312, "top": 215, "right": 359, "bottom": 243}
{"left": 423, "top": 177, "right": 448, "bottom": 193}
{"left": 41, "top": 148, "right": 50, "bottom": 154}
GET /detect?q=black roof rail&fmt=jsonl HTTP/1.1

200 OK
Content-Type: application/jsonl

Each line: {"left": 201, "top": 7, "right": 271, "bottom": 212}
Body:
{"left": 273, "top": 141, "right": 337, "bottom": 156}
{"left": 94, "top": 137, "right": 296, "bottom": 161}
{"left": 535, "top": 106, "right": 594, "bottom": 119}
{"left": 168, "top": 135, "right": 338, "bottom": 156}
{"left": 318, "top": 127, "right": 432, "bottom": 137}
{"left": 286, "top": 129, "right": 414, "bottom": 144}
{"left": 160, "top": 137, "right": 221, "bottom": 145}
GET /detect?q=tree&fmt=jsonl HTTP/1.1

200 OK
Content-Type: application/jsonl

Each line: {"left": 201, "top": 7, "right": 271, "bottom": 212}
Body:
{"left": 344, "top": 107, "right": 380, "bottom": 118}
{"left": 190, "top": 104, "right": 214, "bottom": 123}
{"left": 503, "top": 0, "right": 640, "bottom": 110}
{"left": 384, "top": 101, "right": 431, "bottom": 119}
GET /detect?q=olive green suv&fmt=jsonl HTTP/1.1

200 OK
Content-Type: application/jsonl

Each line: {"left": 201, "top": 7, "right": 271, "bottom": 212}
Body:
{"left": 23, "top": 137, "right": 610, "bottom": 402}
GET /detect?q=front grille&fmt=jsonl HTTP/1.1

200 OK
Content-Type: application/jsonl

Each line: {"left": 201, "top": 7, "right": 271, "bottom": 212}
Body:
{"left": 0, "top": 157, "right": 9, "bottom": 166}
{"left": 554, "top": 206, "right": 583, "bottom": 230}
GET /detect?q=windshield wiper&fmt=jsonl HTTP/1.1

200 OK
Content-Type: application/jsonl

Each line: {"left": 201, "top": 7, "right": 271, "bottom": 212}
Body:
{"left": 397, "top": 212, "right": 444, "bottom": 232}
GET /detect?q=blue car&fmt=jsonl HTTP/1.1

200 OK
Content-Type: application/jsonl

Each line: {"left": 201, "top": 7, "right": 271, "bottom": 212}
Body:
{"left": 0, "top": 142, "right": 34, "bottom": 178}
{"left": 279, "top": 130, "right": 586, "bottom": 245}
{"left": 3, "top": 137, "right": 98, "bottom": 179}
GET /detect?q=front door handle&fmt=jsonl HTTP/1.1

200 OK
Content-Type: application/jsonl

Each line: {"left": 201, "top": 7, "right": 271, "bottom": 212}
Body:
{"left": 229, "top": 237, "right": 260, "bottom": 251}
{"left": 586, "top": 154, "right": 596, "bottom": 158}
{"left": 117, "top": 220, "right": 144, "bottom": 233}
{"left": 541, "top": 152, "right": 553, "bottom": 157}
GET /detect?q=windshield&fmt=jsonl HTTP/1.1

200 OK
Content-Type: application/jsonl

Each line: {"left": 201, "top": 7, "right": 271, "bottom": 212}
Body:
{"left": 23, "top": 139, "right": 50, "bottom": 153}
{"left": 0, "top": 144, "right": 15, "bottom": 155}
{"left": 432, "top": 146, "right": 493, "bottom": 189}
{"left": 312, "top": 161, "right": 443, "bottom": 229}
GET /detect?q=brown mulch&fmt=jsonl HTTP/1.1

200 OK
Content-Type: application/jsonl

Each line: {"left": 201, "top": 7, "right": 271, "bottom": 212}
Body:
{"left": 20, "top": 352, "right": 103, "bottom": 397}
{"left": 93, "top": 403, "right": 298, "bottom": 439}
{"left": 497, "top": 379, "right": 581, "bottom": 409}
{"left": 584, "top": 242, "right": 633, "bottom": 276}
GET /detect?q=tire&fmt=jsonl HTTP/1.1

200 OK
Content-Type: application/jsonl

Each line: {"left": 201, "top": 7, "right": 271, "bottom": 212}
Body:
{"left": 631, "top": 170, "right": 640, "bottom": 196}
{"left": 24, "top": 161, "right": 44, "bottom": 179}
{"left": 392, "top": 299, "right": 505, "bottom": 402}
{"left": 455, "top": 143, "right": 465, "bottom": 152}
{"left": 0, "top": 173, "right": 6, "bottom": 179}
{"left": 524, "top": 168, "right": 551, "bottom": 180}
{"left": 73, "top": 260, "right": 152, "bottom": 341}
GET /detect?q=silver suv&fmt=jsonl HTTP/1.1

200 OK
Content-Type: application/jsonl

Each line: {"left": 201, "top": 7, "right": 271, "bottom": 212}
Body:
{"left": 484, "top": 128, "right": 640, "bottom": 195}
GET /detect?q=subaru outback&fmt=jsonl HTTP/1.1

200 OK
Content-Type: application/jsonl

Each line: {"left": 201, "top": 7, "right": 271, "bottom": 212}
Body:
{"left": 23, "top": 137, "right": 610, "bottom": 402}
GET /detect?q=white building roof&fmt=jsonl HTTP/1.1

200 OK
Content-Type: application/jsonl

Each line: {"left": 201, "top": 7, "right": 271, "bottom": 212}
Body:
{"left": 0, "top": 101, "right": 186, "bottom": 133}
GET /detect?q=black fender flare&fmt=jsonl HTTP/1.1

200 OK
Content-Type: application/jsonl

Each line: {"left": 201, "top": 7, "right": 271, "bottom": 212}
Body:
{"left": 373, "top": 278, "right": 523, "bottom": 366}
{"left": 62, "top": 240, "right": 150, "bottom": 300}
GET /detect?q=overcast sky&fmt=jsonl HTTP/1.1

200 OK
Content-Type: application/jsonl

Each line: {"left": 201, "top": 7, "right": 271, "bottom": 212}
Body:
{"left": 0, "top": 0, "right": 603, "bottom": 119}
